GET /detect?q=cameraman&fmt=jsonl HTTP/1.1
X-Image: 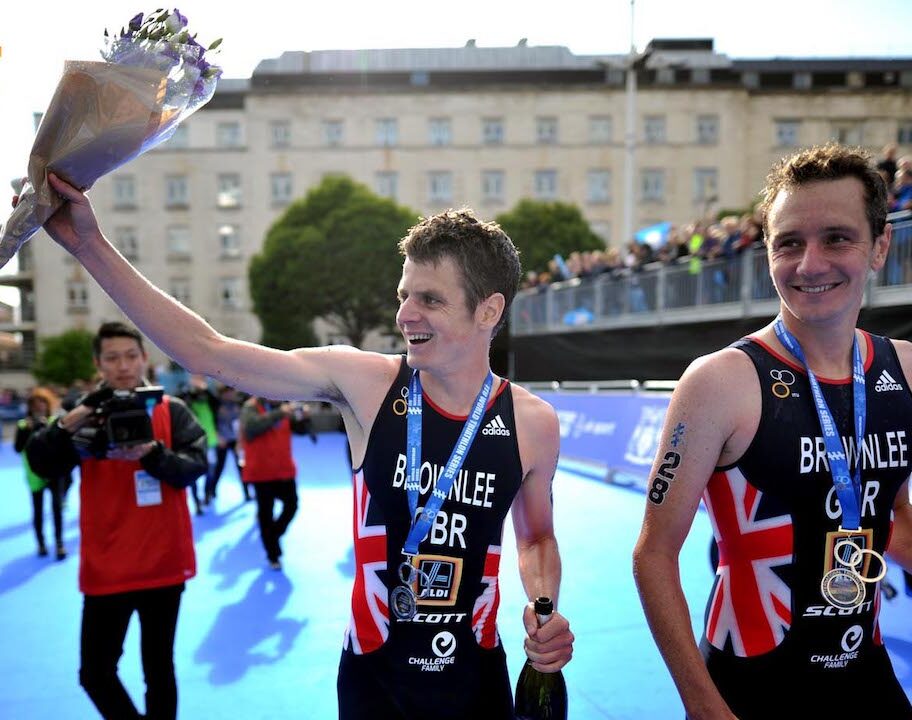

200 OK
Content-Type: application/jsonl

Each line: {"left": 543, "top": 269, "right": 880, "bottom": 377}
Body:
{"left": 25, "top": 322, "right": 207, "bottom": 720}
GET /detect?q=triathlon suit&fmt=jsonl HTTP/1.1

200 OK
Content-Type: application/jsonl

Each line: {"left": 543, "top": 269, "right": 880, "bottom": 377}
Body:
{"left": 700, "top": 333, "right": 912, "bottom": 718}
{"left": 338, "top": 357, "right": 524, "bottom": 720}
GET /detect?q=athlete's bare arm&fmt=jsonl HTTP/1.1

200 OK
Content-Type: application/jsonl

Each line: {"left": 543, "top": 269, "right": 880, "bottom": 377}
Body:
{"left": 632, "top": 348, "right": 760, "bottom": 720}
{"left": 887, "top": 340, "right": 912, "bottom": 573}
{"left": 511, "top": 385, "right": 574, "bottom": 672}
{"left": 20, "top": 174, "right": 400, "bottom": 458}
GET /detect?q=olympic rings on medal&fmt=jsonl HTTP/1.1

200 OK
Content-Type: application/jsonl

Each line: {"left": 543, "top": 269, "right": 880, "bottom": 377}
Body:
{"left": 833, "top": 539, "right": 888, "bottom": 584}
{"left": 769, "top": 368, "right": 797, "bottom": 399}
{"left": 398, "top": 560, "right": 431, "bottom": 597}
{"left": 392, "top": 386, "right": 409, "bottom": 416}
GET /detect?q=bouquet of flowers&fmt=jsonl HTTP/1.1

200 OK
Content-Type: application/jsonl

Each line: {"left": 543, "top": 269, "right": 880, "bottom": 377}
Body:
{"left": 0, "top": 8, "right": 222, "bottom": 268}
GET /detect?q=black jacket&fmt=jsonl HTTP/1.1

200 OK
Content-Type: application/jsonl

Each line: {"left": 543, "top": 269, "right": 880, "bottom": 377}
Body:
{"left": 25, "top": 395, "right": 207, "bottom": 489}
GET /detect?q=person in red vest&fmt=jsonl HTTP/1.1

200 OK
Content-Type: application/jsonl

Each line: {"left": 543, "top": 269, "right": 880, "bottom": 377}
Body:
{"left": 25, "top": 322, "right": 207, "bottom": 720}
{"left": 239, "top": 396, "right": 300, "bottom": 570}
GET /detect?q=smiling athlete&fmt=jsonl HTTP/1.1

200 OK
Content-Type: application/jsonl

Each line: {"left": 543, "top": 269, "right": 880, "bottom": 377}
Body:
{"left": 633, "top": 144, "right": 912, "bottom": 719}
{"left": 16, "top": 179, "right": 574, "bottom": 719}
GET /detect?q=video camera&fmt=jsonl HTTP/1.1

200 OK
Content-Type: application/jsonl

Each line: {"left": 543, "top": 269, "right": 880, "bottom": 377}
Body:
{"left": 72, "top": 386, "right": 165, "bottom": 458}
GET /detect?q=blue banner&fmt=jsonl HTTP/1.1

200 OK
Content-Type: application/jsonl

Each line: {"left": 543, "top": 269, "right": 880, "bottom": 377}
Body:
{"left": 534, "top": 391, "right": 671, "bottom": 491}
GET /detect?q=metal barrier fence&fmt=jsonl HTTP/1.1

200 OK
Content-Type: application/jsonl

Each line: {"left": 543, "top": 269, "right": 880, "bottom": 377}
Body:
{"left": 512, "top": 212, "right": 912, "bottom": 335}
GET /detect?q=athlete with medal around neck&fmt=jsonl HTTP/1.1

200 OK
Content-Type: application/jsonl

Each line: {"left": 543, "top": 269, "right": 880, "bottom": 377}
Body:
{"left": 633, "top": 144, "right": 912, "bottom": 719}
{"left": 18, "top": 175, "right": 574, "bottom": 719}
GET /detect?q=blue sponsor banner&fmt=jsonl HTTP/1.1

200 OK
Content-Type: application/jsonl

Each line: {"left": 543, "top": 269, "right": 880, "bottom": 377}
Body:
{"left": 534, "top": 391, "right": 671, "bottom": 491}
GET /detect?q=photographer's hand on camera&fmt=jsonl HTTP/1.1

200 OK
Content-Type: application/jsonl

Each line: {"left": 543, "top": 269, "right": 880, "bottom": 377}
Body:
{"left": 107, "top": 441, "right": 159, "bottom": 462}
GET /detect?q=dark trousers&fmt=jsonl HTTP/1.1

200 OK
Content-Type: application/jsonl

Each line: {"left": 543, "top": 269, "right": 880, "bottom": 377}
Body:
{"left": 80, "top": 584, "right": 184, "bottom": 720}
{"left": 31, "top": 479, "right": 64, "bottom": 549}
{"left": 206, "top": 440, "right": 248, "bottom": 499}
{"left": 252, "top": 479, "right": 298, "bottom": 562}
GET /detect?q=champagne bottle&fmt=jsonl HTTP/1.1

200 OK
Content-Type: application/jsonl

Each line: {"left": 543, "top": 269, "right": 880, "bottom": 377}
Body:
{"left": 514, "top": 596, "right": 568, "bottom": 720}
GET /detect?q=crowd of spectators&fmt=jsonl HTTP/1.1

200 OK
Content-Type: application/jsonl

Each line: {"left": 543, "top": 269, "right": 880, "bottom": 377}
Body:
{"left": 521, "top": 210, "right": 765, "bottom": 292}
{"left": 522, "top": 145, "right": 912, "bottom": 296}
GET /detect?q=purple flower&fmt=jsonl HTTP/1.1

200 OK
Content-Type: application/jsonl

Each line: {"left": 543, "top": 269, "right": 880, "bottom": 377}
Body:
{"left": 174, "top": 9, "right": 188, "bottom": 27}
{"left": 128, "top": 13, "right": 143, "bottom": 31}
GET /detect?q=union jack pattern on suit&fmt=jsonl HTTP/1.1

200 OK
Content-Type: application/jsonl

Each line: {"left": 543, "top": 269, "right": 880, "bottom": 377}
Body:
{"left": 344, "top": 469, "right": 389, "bottom": 654}
{"left": 703, "top": 467, "right": 793, "bottom": 657}
{"left": 472, "top": 545, "right": 502, "bottom": 648}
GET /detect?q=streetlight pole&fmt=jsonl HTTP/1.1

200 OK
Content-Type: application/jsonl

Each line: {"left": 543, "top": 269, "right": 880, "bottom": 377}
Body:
{"left": 622, "top": 0, "right": 637, "bottom": 249}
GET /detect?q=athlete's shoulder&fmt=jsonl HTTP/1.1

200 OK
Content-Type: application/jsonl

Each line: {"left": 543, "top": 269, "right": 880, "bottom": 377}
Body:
{"left": 680, "top": 344, "right": 758, "bottom": 392}
{"left": 509, "top": 383, "right": 559, "bottom": 434}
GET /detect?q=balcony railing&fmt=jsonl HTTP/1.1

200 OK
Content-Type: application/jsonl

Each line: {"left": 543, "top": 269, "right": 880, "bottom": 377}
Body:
{"left": 511, "top": 212, "right": 912, "bottom": 336}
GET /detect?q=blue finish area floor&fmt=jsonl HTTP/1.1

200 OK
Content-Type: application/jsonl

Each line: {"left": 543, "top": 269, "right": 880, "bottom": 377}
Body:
{"left": 0, "top": 432, "right": 909, "bottom": 718}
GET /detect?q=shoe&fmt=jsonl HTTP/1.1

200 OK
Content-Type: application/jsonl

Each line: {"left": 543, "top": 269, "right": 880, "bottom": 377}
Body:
{"left": 269, "top": 560, "right": 282, "bottom": 571}
{"left": 37, "top": 544, "right": 48, "bottom": 557}
{"left": 195, "top": 506, "right": 205, "bottom": 516}
{"left": 56, "top": 545, "right": 67, "bottom": 561}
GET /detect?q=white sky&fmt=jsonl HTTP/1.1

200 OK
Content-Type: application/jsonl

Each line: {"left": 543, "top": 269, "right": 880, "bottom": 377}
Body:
{"left": 0, "top": 0, "right": 910, "bottom": 304}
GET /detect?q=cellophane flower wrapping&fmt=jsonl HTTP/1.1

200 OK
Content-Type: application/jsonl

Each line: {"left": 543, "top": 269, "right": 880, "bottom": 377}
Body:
{"left": 0, "top": 8, "right": 222, "bottom": 268}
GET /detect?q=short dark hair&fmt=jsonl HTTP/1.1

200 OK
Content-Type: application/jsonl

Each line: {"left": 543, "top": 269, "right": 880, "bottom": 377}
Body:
{"left": 398, "top": 208, "right": 521, "bottom": 334}
{"left": 759, "top": 143, "right": 889, "bottom": 242}
{"left": 93, "top": 321, "right": 145, "bottom": 357}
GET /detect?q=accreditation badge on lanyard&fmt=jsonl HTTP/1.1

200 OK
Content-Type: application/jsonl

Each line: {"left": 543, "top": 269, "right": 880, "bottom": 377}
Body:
{"left": 773, "top": 318, "right": 886, "bottom": 610}
{"left": 390, "top": 370, "right": 494, "bottom": 622}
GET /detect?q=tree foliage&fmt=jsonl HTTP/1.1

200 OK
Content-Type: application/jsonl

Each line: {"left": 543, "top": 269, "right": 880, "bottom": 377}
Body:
{"left": 249, "top": 176, "right": 418, "bottom": 349}
{"left": 32, "top": 329, "right": 95, "bottom": 386}
{"left": 496, "top": 199, "right": 604, "bottom": 276}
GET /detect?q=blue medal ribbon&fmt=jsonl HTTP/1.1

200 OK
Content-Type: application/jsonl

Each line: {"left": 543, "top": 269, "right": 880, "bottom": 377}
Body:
{"left": 773, "top": 316, "right": 866, "bottom": 530}
{"left": 402, "top": 369, "right": 494, "bottom": 556}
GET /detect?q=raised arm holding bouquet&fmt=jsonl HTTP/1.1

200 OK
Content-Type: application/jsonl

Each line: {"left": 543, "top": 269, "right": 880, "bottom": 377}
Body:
{"left": 0, "top": 8, "right": 221, "bottom": 268}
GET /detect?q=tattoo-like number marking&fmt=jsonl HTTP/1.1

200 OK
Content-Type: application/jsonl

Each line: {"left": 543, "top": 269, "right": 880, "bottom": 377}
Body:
{"left": 648, "top": 451, "right": 681, "bottom": 505}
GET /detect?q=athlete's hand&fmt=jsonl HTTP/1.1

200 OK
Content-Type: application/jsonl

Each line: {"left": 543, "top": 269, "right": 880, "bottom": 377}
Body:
{"left": 522, "top": 604, "right": 574, "bottom": 672}
{"left": 12, "top": 173, "right": 101, "bottom": 257}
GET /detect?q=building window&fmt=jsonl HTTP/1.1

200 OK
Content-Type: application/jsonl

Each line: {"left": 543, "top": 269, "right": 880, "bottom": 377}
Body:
{"left": 165, "top": 175, "right": 188, "bottom": 208}
{"left": 217, "top": 173, "right": 242, "bottom": 208}
{"left": 589, "top": 116, "right": 613, "bottom": 145}
{"left": 216, "top": 121, "right": 242, "bottom": 148}
{"left": 167, "top": 225, "right": 191, "bottom": 258}
{"left": 219, "top": 224, "right": 241, "bottom": 259}
{"left": 775, "top": 120, "right": 801, "bottom": 147}
{"left": 271, "top": 120, "right": 291, "bottom": 148}
{"left": 898, "top": 121, "right": 912, "bottom": 145}
{"left": 793, "top": 72, "right": 812, "bottom": 89}
{"left": 534, "top": 170, "right": 558, "bottom": 200}
{"left": 696, "top": 115, "right": 719, "bottom": 145}
{"left": 270, "top": 172, "right": 293, "bottom": 205}
{"left": 429, "top": 117, "right": 452, "bottom": 146}
{"left": 536, "top": 117, "right": 558, "bottom": 145}
{"left": 66, "top": 280, "right": 89, "bottom": 310}
{"left": 114, "top": 226, "right": 138, "bottom": 261}
{"left": 167, "top": 125, "right": 189, "bottom": 149}
{"left": 693, "top": 168, "right": 719, "bottom": 203}
{"left": 656, "top": 68, "right": 675, "bottom": 84}
{"left": 691, "top": 68, "right": 710, "bottom": 84}
{"left": 482, "top": 170, "right": 505, "bottom": 203}
{"left": 428, "top": 172, "right": 453, "bottom": 203}
{"left": 901, "top": 71, "right": 912, "bottom": 88}
{"left": 375, "top": 118, "right": 398, "bottom": 147}
{"left": 587, "top": 170, "right": 612, "bottom": 204}
{"left": 831, "top": 121, "right": 864, "bottom": 146}
{"left": 482, "top": 117, "right": 504, "bottom": 145}
{"left": 219, "top": 277, "right": 242, "bottom": 310}
{"left": 169, "top": 278, "right": 191, "bottom": 305}
{"left": 323, "top": 119, "right": 344, "bottom": 147}
{"left": 605, "top": 68, "right": 625, "bottom": 85}
{"left": 742, "top": 71, "right": 759, "bottom": 88}
{"left": 644, "top": 115, "right": 666, "bottom": 144}
{"left": 375, "top": 172, "right": 398, "bottom": 200}
{"left": 113, "top": 175, "right": 137, "bottom": 209}
{"left": 640, "top": 169, "right": 666, "bottom": 202}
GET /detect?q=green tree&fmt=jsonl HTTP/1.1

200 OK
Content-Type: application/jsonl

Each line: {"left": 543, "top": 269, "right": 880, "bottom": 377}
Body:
{"left": 496, "top": 199, "right": 603, "bottom": 276}
{"left": 249, "top": 175, "right": 417, "bottom": 349}
{"left": 32, "top": 329, "right": 95, "bottom": 386}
